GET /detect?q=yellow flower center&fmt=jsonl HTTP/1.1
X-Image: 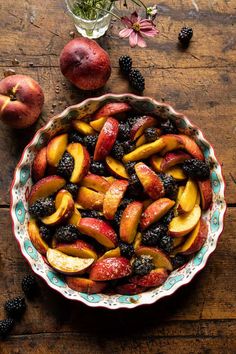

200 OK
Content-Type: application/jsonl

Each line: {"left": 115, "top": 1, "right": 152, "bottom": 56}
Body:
{"left": 132, "top": 22, "right": 141, "bottom": 32}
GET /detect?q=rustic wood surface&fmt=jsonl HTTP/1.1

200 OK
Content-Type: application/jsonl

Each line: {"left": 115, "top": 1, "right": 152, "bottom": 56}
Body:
{"left": 0, "top": 0, "right": 236, "bottom": 353}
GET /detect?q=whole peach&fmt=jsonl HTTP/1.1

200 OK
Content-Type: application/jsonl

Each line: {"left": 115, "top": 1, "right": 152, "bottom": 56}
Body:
{"left": 0, "top": 74, "right": 44, "bottom": 129}
{"left": 60, "top": 37, "right": 111, "bottom": 90}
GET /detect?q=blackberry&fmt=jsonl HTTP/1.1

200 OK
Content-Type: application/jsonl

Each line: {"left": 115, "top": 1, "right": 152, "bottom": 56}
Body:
{"left": 111, "top": 141, "right": 125, "bottom": 161}
{"left": 159, "top": 174, "right": 177, "bottom": 199}
{"left": 182, "top": 159, "right": 210, "bottom": 180}
{"left": 178, "top": 26, "right": 193, "bottom": 47}
{"left": 68, "top": 130, "right": 84, "bottom": 144}
{"left": 29, "top": 197, "right": 55, "bottom": 218}
{"left": 171, "top": 254, "right": 188, "bottom": 270}
{"left": 127, "top": 173, "right": 143, "bottom": 197}
{"left": 119, "top": 55, "right": 132, "bottom": 74}
{"left": 84, "top": 134, "right": 98, "bottom": 153}
{"left": 5, "top": 297, "right": 26, "bottom": 319}
{"left": 57, "top": 152, "right": 74, "bottom": 179}
{"left": 158, "top": 234, "right": 173, "bottom": 254}
{"left": 120, "top": 197, "right": 135, "bottom": 209}
{"left": 132, "top": 255, "right": 155, "bottom": 275}
{"left": 39, "top": 225, "right": 52, "bottom": 243}
{"left": 118, "top": 122, "right": 130, "bottom": 141}
{"left": 90, "top": 160, "right": 107, "bottom": 176}
{"left": 125, "top": 162, "right": 136, "bottom": 175}
{"left": 161, "top": 209, "right": 175, "bottom": 225}
{"left": 64, "top": 183, "right": 79, "bottom": 199}
{"left": 144, "top": 127, "right": 159, "bottom": 142}
{"left": 142, "top": 223, "right": 168, "bottom": 246}
{"left": 122, "top": 140, "right": 136, "bottom": 154}
{"left": 127, "top": 116, "right": 139, "bottom": 127}
{"left": 160, "top": 119, "right": 178, "bottom": 134}
{"left": 119, "top": 242, "right": 135, "bottom": 259}
{"left": 80, "top": 210, "right": 104, "bottom": 220}
{"left": 129, "top": 69, "right": 145, "bottom": 92}
{"left": 0, "top": 318, "right": 14, "bottom": 338}
{"left": 112, "top": 208, "right": 124, "bottom": 231}
{"left": 21, "top": 275, "right": 38, "bottom": 297}
{"left": 54, "top": 225, "right": 80, "bottom": 243}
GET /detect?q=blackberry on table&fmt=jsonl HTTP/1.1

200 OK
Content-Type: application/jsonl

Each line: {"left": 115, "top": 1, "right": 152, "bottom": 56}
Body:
{"left": 29, "top": 197, "right": 55, "bottom": 218}
{"left": 5, "top": 297, "right": 26, "bottom": 319}
{"left": 118, "top": 122, "right": 130, "bottom": 141}
{"left": 0, "top": 318, "right": 14, "bottom": 338}
{"left": 64, "top": 183, "right": 79, "bottom": 199}
{"left": 178, "top": 26, "right": 193, "bottom": 47}
{"left": 57, "top": 151, "right": 74, "bottom": 179}
{"left": 171, "top": 254, "right": 188, "bottom": 270}
{"left": 90, "top": 160, "right": 107, "bottom": 176}
{"left": 21, "top": 275, "right": 38, "bottom": 298}
{"left": 129, "top": 69, "right": 145, "bottom": 92}
{"left": 39, "top": 224, "right": 52, "bottom": 243}
{"left": 68, "top": 130, "right": 84, "bottom": 144}
{"left": 54, "top": 225, "right": 80, "bottom": 243}
{"left": 119, "top": 242, "right": 135, "bottom": 259}
{"left": 144, "top": 127, "right": 159, "bottom": 142}
{"left": 160, "top": 119, "right": 178, "bottom": 134}
{"left": 119, "top": 55, "right": 132, "bottom": 74}
{"left": 132, "top": 255, "right": 155, "bottom": 276}
{"left": 125, "top": 162, "right": 136, "bottom": 175}
{"left": 182, "top": 159, "right": 210, "bottom": 180}
{"left": 83, "top": 134, "right": 98, "bottom": 153}
{"left": 111, "top": 141, "right": 125, "bottom": 161}
{"left": 80, "top": 210, "right": 104, "bottom": 220}
{"left": 122, "top": 140, "right": 136, "bottom": 154}
{"left": 159, "top": 173, "right": 178, "bottom": 199}
{"left": 142, "top": 223, "right": 168, "bottom": 247}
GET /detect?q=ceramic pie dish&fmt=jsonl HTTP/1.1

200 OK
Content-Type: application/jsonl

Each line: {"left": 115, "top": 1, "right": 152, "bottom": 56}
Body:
{"left": 10, "top": 93, "right": 226, "bottom": 309}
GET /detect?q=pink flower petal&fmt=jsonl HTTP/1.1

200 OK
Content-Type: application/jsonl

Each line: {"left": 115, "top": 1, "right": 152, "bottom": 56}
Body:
{"left": 137, "top": 34, "right": 147, "bottom": 48}
{"left": 130, "top": 11, "right": 139, "bottom": 24}
{"left": 129, "top": 31, "right": 139, "bottom": 48}
{"left": 140, "top": 28, "right": 159, "bottom": 37}
{"left": 121, "top": 16, "right": 133, "bottom": 28}
{"left": 140, "top": 19, "right": 155, "bottom": 26}
{"left": 119, "top": 28, "right": 134, "bottom": 39}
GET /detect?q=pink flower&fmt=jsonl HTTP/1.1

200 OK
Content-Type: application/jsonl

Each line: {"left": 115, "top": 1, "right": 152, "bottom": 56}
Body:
{"left": 119, "top": 11, "right": 158, "bottom": 48}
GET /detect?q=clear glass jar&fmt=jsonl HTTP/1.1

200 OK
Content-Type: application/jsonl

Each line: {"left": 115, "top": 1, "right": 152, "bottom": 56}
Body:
{"left": 65, "top": 0, "right": 113, "bottom": 39}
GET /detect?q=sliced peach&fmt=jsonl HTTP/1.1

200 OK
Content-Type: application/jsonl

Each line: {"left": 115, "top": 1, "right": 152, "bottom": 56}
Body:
{"left": 67, "top": 143, "right": 90, "bottom": 183}
{"left": 78, "top": 218, "right": 118, "bottom": 248}
{"left": 55, "top": 189, "right": 72, "bottom": 209}
{"left": 90, "top": 257, "right": 132, "bottom": 281}
{"left": 135, "top": 162, "right": 164, "bottom": 200}
{"left": 72, "top": 120, "right": 96, "bottom": 135}
{"left": 135, "top": 246, "right": 173, "bottom": 271}
{"left": 173, "top": 237, "right": 185, "bottom": 248}
{"left": 141, "top": 198, "right": 175, "bottom": 230}
{"left": 169, "top": 204, "right": 201, "bottom": 237}
{"left": 174, "top": 186, "right": 185, "bottom": 211}
{"left": 77, "top": 187, "right": 104, "bottom": 211}
{"left": 123, "top": 138, "right": 165, "bottom": 163}
{"left": 90, "top": 117, "right": 107, "bottom": 132}
{"left": 166, "top": 166, "right": 186, "bottom": 181}
{"left": 161, "top": 151, "right": 191, "bottom": 171}
{"left": 94, "top": 117, "right": 119, "bottom": 161}
{"left": 136, "top": 134, "right": 147, "bottom": 147}
{"left": 104, "top": 176, "right": 117, "bottom": 184}
{"left": 56, "top": 239, "right": 97, "bottom": 259}
{"left": 66, "top": 276, "right": 107, "bottom": 294}
{"left": 46, "top": 133, "right": 68, "bottom": 167}
{"left": 179, "top": 134, "right": 204, "bottom": 161}
{"left": 131, "top": 268, "right": 168, "bottom": 287}
{"left": 134, "top": 232, "right": 142, "bottom": 249}
{"left": 94, "top": 102, "right": 131, "bottom": 120}
{"left": 196, "top": 190, "right": 201, "bottom": 205}
{"left": 160, "top": 134, "right": 184, "bottom": 155}
{"left": 32, "top": 147, "right": 47, "bottom": 181}
{"left": 81, "top": 174, "right": 110, "bottom": 193}
{"left": 120, "top": 201, "right": 143, "bottom": 243}
{"left": 28, "top": 175, "right": 66, "bottom": 206}
{"left": 115, "top": 282, "right": 145, "bottom": 295}
{"left": 28, "top": 219, "right": 49, "bottom": 255}
{"left": 68, "top": 208, "right": 81, "bottom": 227}
{"left": 41, "top": 193, "right": 74, "bottom": 226}
{"left": 198, "top": 179, "right": 213, "bottom": 210}
{"left": 178, "top": 179, "right": 198, "bottom": 213}
{"left": 175, "top": 218, "right": 208, "bottom": 255}
{"left": 105, "top": 156, "right": 129, "bottom": 179}
{"left": 103, "top": 180, "right": 129, "bottom": 220}
{"left": 150, "top": 155, "right": 163, "bottom": 172}
{"left": 142, "top": 199, "right": 153, "bottom": 209}
{"left": 46, "top": 248, "right": 94, "bottom": 275}
{"left": 98, "top": 247, "right": 120, "bottom": 261}
{"left": 130, "top": 116, "right": 157, "bottom": 140}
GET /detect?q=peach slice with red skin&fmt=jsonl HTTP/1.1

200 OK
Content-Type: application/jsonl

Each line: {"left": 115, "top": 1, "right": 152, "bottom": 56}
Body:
{"left": 46, "top": 133, "right": 68, "bottom": 167}
{"left": 90, "top": 117, "right": 107, "bottom": 132}
{"left": 169, "top": 204, "right": 201, "bottom": 237}
{"left": 72, "top": 120, "right": 96, "bottom": 135}
{"left": 177, "top": 179, "right": 198, "bottom": 213}
{"left": 56, "top": 239, "right": 97, "bottom": 260}
{"left": 198, "top": 179, "right": 212, "bottom": 210}
{"left": 94, "top": 117, "right": 119, "bottom": 161}
{"left": 46, "top": 248, "right": 94, "bottom": 275}
{"left": 135, "top": 246, "right": 173, "bottom": 271}
{"left": 66, "top": 276, "right": 107, "bottom": 294}
{"left": 115, "top": 282, "right": 145, "bottom": 295}
{"left": 120, "top": 201, "right": 143, "bottom": 244}
{"left": 175, "top": 218, "right": 208, "bottom": 255}
{"left": 32, "top": 147, "right": 47, "bottom": 181}
{"left": 135, "top": 162, "right": 164, "bottom": 200}
{"left": 93, "top": 102, "right": 131, "bottom": 120}
{"left": 130, "top": 116, "right": 157, "bottom": 140}
{"left": 130, "top": 268, "right": 168, "bottom": 287}
{"left": 55, "top": 189, "right": 72, "bottom": 209}
{"left": 141, "top": 198, "right": 175, "bottom": 230}
{"left": 67, "top": 143, "right": 90, "bottom": 183}
{"left": 77, "top": 186, "right": 104, "bottom": 211}
{"left": 105, "top": 156, "right": 129, "bottom": 179}
{"left": 28, "top": 175, "right": 66, "bottom": 206}
{"left": 103, "top": 179, "right": 129, "bottom": 220}
{"left": 161, "top": 151, "right": 191, "bottom": 171}
{"left": 28, "top": 219, "right": 49, "bottom": 255}
{"left": 78, "top": 218, "right": 118, "bottom": 248}
{"left": 81, "top": 174, "right": 111, "bottom": 193}
{"left": 41, "top": 192, "right": 74, "bottom": 226}
{"left": 68, "top": 208, "right": 81, "bottom": 227}
{"left": 98, "top": 247, "right": 120, "bottom": 261}
{"left": 123, "top": 138, "right": 166, "bottom": 163}
{"left": 90, "top": 257, "right": 132, "bottom": 281}
{"left": 180, "top": 134, "right": 204, "bottom": 161}
{"left": 150, "top": 155, "right": 163, "bottom": 172}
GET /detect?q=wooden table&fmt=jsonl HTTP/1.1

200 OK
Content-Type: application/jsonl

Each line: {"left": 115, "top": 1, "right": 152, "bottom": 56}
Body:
{"left": 0, "top": 0, "right": 236, "bottom": 353}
